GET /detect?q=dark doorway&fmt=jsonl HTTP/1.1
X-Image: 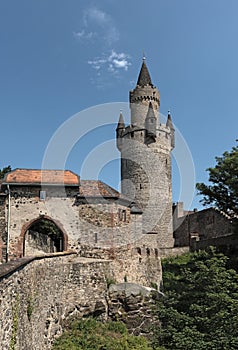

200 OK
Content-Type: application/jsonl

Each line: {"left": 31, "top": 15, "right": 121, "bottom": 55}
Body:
{"left": 23, "top": 218, "right": 64, "bottom": 256}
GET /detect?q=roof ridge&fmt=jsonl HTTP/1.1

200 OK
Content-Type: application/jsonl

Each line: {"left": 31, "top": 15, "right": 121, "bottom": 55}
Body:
{"left": 213, "top": 207, "right": 238, "bottom": 219}
{"left": 98, "top": 181, "right": 120, "bottom": 196}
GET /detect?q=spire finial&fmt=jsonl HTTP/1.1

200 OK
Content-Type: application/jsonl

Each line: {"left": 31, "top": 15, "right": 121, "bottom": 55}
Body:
{"left": 142, "top": 51, "right": 146, "bottom": 62}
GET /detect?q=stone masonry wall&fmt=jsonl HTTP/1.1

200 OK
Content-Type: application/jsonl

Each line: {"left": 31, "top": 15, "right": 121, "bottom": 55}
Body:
{"left": 0, "top": 253, "right": 112, "bottom": 350}
{"left": 190, "top": 233, "right": 238, "bottom": 252}
{"left": 80, "top": 232, "right": 163, "bottom": 288}
{"left": 120, "top": 134, "right": 174, "bottom": 248}
{"left": 77, "top": 200, "right": 142, "bottom": 250}
{"left": 0, "top": 195, "right": 6, "bottom": 261}
{"left": 174, "top": 208, "right": 234, "bottom": 247}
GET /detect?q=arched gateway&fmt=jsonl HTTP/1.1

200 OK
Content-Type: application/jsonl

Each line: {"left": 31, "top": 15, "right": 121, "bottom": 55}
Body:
{"left": 19, "top": 216, "right": 68, "bottom": 257}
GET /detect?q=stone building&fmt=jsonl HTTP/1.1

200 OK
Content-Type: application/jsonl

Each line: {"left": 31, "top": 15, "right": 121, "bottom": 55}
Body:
{"left": 173, "top": 202, "right": 238, "bottom": 251}
{"left": 0, "top": 59, "right": 175, "bottom": 286}
{"left": 0, "top": 169, "right": 80, "bottom": 261}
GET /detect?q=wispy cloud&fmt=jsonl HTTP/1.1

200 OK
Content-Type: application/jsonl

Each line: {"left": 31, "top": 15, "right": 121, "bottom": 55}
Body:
{"left": 88, "top": 50, "right": 131, "bottom": 74}
{"left": 74, "top": 6, "right": 119, "bottom": 45}
{"left": 83, "top": 7, "right": 108, "bottom": 26}
{"left": 73, "top": 6, "right": 131, "bottom": 86}
{"left": 73, "top": 30, "right": 96, "bottom": 40}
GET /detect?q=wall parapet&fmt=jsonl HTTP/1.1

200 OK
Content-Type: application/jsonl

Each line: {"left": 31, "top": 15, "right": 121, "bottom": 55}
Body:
{"left": 0, "top": 251, "right": 76, "bottom": 280}
{"left": 190, "top": 233, "right": 238, "bottom": 252}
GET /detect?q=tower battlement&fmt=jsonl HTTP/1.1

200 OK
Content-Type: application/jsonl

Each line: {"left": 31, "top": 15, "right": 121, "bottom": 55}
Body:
{"left": 117, "top": 121, "right": 174, "bottom": 151}
{"left": 129, "top": 86, "right": 160, "bottom": 104}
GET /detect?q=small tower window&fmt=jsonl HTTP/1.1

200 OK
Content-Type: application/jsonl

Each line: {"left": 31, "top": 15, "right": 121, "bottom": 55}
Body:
{"left": 140, "top": 184, "right": 142, "bottom": 190}
{"left": 131, "top": 131, "right": 134, "bottom": 138}
{"left": 95, "top": 232, "right": 98, "bottom": 243}
{"left": 122, "top": 210, "right": 126, "bottom": 221}
{"left": 118, "top": 209, "right": 127, "bottom": 222}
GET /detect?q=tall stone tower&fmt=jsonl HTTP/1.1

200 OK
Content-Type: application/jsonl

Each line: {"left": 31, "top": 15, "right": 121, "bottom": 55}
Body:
{"left": 116, "top": 58, "right": 175, "bottom": 248}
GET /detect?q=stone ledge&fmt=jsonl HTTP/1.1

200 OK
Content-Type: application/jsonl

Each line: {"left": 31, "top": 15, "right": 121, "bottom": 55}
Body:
{"left": 0, "top": 251, "right": 77, "bottom": 280}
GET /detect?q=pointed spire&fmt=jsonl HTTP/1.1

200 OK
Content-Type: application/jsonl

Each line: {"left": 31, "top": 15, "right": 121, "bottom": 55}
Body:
{"left": 116, "top": 111, "right": 125, "bottom": 150}
{"left": 137, "top": 58, "right": 153, "bottom": 87}
{"left": 166, "top": 110, "right": 174, "bottom": 129}
{"left": 116, "top": 110, "right": 125, "bottom": 129}
{"left": 166, "top": 110, "right": 175, "bottom": 149}
{"left": 145, "top": 102, "right": 156, "bottom": 121}
{"left": 145, "top": 102, "right": 156, "bottom": 140}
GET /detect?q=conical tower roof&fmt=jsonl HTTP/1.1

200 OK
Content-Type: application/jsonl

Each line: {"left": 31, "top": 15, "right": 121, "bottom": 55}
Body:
{"left": 166, "top": 111, "right": 174, "bottom": 130}
{"left": 137, "top": 59, "right": 153, "bottom": 87}
{"left": 145, "top": 102, "right": 156, "bottom": 121}
{"left": 116, "top": 111, "right": 125, "bottom": 129}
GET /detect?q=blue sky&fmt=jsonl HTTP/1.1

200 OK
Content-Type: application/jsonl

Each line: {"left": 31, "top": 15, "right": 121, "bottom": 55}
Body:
{"left": 1, "top": 0, "right": 238, "bottom": 210}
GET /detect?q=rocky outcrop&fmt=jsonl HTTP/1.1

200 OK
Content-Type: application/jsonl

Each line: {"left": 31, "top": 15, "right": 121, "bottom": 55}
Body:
{"left": 108, "top": 282, "right": 161, "bottom": 336}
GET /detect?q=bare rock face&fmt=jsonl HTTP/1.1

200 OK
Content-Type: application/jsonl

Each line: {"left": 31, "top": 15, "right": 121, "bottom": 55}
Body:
{"left": 108, "top": 282, "right": 162, "bottom": 337}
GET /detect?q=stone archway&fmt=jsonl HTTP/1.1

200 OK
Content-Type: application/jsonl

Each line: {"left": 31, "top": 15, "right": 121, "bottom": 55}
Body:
{"left": 18, "top": 215, "right": 68, "bottom": 257}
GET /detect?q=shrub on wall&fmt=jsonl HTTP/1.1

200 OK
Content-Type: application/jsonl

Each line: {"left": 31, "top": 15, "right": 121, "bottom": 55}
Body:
{"left": 52, "top": 318, "right": 162, "bottom": 350}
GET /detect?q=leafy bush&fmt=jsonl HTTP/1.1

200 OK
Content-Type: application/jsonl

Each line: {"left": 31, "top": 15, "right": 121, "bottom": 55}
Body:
{"left": 153, "top": 247, "right": 238, "bottom": 350}
{"left": 52, "top": 318, "right": 159, "bottom": 350}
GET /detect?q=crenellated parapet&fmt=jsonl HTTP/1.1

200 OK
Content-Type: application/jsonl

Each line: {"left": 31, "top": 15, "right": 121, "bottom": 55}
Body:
{"left": 116, "top": 113, "right": 175, "bottom": 151}
{"left": 129, "top": 88, "right": 160, "bottom": 104}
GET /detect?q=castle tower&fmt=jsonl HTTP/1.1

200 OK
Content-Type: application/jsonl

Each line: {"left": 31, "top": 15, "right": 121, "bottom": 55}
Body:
{"left": 116, "top": 58, "right": 175, "bottom": 248}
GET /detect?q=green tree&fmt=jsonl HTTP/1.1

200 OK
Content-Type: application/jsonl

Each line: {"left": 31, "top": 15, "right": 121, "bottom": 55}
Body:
{"left": 196, "top": 145, "right": 238, "bottom": 215}
{"left": 52, "top": 318, "right": 162, "bottom": 350}
{"left": 0, "top": 165, "right": 11, "bottom": 179}
{"left": 152, "top": 248, "right": 238, "bottom": 350}
{"left": 30, "top": 219, "right": 62, "bottom": 239}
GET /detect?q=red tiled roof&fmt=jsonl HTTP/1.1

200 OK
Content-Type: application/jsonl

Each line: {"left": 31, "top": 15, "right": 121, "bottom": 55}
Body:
{"left": 3, "top": 169, "right": 80, "bottom": 186}
{"left": 80, "top": 180, "right": 120, "bottom": 198}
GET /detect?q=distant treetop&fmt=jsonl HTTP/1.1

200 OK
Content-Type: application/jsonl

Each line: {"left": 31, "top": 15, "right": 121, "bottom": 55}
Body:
{"left": 0, "top": 166, "right": 11, "bottom": 180}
